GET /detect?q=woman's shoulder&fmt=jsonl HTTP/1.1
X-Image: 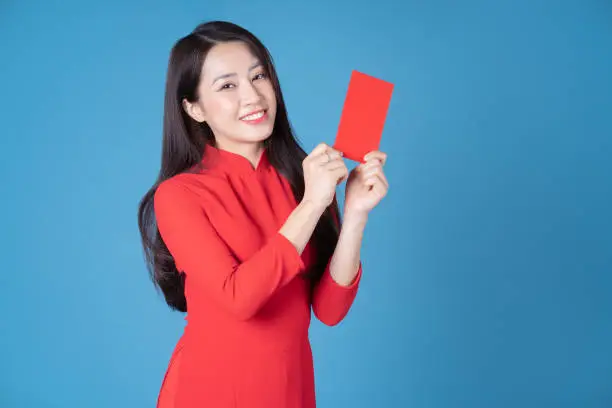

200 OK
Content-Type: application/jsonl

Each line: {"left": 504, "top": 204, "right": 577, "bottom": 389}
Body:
{"left": 154, "top": 170, "right": 231, "bottom": 213}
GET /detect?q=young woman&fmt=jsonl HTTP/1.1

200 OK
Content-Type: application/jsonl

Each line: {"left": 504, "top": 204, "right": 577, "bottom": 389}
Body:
{"left": 137, "top": 20, "right": 389, "bottom": 408}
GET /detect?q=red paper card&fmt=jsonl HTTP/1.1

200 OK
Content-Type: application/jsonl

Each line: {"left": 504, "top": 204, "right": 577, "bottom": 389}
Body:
{"left": 333, "top": 70, "right": 394, "bottom": 163}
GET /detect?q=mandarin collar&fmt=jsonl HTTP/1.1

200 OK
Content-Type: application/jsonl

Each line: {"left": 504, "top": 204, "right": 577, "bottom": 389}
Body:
{"left": 202, "top": 143, "right": 270, "bottom": 175}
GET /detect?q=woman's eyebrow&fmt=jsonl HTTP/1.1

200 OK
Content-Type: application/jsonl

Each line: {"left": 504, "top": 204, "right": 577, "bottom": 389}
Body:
{"left": 212, "top": 61, "right": 263, "bottom": 85}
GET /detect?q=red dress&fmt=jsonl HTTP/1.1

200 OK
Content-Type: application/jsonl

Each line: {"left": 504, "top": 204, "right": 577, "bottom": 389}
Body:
{"left": 153, "top": 143, "right": 362, "bottom": 407}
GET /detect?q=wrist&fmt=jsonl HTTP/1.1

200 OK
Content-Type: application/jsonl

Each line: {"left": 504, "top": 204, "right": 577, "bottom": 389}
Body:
{"left": 299, "top": 198, "right": 327, "bottom": 217}
{"left": 343, "top": 209, "right": 368, "bottom": 229}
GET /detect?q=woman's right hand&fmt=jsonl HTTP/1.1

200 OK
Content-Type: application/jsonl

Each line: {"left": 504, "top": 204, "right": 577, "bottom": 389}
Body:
{"left": 302, "top": 143, "right": 348, "bottom": 210}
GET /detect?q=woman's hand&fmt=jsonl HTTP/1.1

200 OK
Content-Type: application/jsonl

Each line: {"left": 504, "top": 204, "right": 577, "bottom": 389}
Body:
{"left": 302, "top": 143, "right": 349, "bottom": 211}
{"left": 344, "top": 150, "right": 389, "bottom": 218}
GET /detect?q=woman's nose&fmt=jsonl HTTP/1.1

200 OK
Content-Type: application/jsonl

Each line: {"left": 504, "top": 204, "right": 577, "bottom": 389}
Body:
{"left": 240, "top": 81, "right": 262, "bottom": 105}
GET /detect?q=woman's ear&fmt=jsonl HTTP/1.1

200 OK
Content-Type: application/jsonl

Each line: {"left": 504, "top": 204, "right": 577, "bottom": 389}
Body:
{"left": 182, "top": 98, "right": 206, "bottom": 123}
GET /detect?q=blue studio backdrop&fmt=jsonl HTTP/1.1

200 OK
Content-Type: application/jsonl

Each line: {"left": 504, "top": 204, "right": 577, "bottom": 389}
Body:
{"left": 1, "top": 1, "right": 611, "bottom": 407}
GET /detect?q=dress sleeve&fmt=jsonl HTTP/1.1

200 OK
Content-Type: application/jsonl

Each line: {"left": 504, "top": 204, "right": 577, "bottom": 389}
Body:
{"left": 154, "top": 181, "right": 306, "bottom": 321}
{"left": 311, "top": 203, "right": 363, "bottom": 326}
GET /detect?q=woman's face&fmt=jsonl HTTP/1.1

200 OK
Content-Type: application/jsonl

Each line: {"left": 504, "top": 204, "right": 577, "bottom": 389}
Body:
{"left": 184, "top": 41, "right": 277, "bottom": 147}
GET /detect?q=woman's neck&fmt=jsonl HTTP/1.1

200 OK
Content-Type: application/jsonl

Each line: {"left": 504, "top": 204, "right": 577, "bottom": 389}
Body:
{"left": 212, "top": 137, "right": 266, "bottom": 169}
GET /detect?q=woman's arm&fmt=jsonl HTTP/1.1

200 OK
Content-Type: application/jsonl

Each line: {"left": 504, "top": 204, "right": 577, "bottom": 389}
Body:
{"left": 311, "top": 206, "right": 366, "bottom": 326}
{"left": 327, "top": 210, "right": 367, "bottom": 286}
{"left": 310, "top": 149, "right": 389, "bottom": 326}
{"left": 280, "top": 198, "right": 327, "bottom": 255}
{"left": 155, "top": 181, "right": 324, "bottom": 321}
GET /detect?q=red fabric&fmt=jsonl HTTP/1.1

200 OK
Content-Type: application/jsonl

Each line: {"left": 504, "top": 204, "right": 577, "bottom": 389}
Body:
{"left": 153, "top": 143, "right": 362, "bottom": 407}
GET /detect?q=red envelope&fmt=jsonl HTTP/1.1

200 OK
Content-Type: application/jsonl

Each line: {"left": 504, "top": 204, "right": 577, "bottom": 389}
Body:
{"left": 333, "top": 70, "right": 394, "bottom": 163}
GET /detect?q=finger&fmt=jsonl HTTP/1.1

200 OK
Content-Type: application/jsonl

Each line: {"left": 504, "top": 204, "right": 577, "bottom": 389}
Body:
{"left": 313, "top": 155, "right": 335, "bottom": 167}
{"left": 364, "top": 169, "right": 389, "bottom": 189}
{"left": 365, "top": 176, "right": 388, "bottom": 197}
{"left": 364, "top": 175, "right": 377, "bottom": 187}
{"left": 314, "top": 150, "right": 343, "bottom": 166}
{"left": 363, "top": 160, "right": 382, "bottom": 171}
{"left": 328, "top": 163, "right": 349, "bottom": 183}
{"left": 362, "top": 158, "right": 385, "bottom": 174}
{"left": 378, "top": 171, "right": 389, "bottom": 189}
{"left": 323, "top": 158, "right": 346, "bottom": 170}
{"left": 362, "top": 163, "right": 383, "bottom": 179}
{"left": 364, "top": 172, "right": 388, "bottom": 189}
{"left": 326, "top": 149, "right": 343, "bottom": 160}
{"left": 353, "top": 162, "right": 367, "bottom": 173}
{"left": 332, "top": 166, "right": 349, "bottom": 183}
{"left": 364, "top": 150, "right": 386, "bottom": 162}
{"left": 313, "top": 144, "right": 342, "bottom": 159}
{"left": 364, "top": 158, "right": 383, "bottom": 168}
{"left": 306, "top": 144, "right": 332, "bottom": 164}
{"left": 311, "top": 152, "right": 330, "bottom": 165}
{"left": 372, "top": 178, "right": 388, "bottom": 198}
{"left": 310, "top": 143, "right": 330, "bottom": 157}
{"left": 364, "top": 151, "right": 387, "bottom": 165}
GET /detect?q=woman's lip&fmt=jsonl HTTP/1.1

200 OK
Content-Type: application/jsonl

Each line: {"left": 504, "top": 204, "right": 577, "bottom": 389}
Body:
{"left": 240, "top": 110, "right": 267, "bottom": 124}
{"left": 239, "top": 109, "right": 265, "bottom": 120}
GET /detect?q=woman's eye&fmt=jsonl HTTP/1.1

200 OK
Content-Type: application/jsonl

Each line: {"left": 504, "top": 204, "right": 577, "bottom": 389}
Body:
{"left": 219, "top": 74, "right": 265, "bottom": 91}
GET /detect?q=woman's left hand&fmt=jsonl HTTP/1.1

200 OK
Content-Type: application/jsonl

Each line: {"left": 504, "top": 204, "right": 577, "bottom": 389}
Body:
{"left": 343, "top": 150, "right": 389, "bottom": 218}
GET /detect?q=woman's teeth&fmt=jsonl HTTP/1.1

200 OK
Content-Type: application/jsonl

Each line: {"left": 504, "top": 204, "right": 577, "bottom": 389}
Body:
{"left": 242, "top": 111, "right": 264, "bottom": 121}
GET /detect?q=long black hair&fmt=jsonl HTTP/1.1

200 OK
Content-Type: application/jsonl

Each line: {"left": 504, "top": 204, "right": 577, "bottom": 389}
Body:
{"left": 137, "top": 21, "right": 342, "bottom": 312}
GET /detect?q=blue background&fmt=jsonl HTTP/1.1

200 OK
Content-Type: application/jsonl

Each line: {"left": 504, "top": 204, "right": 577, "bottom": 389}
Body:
{"left": 1, "top": 0, "right": 611, "bottom": 407}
